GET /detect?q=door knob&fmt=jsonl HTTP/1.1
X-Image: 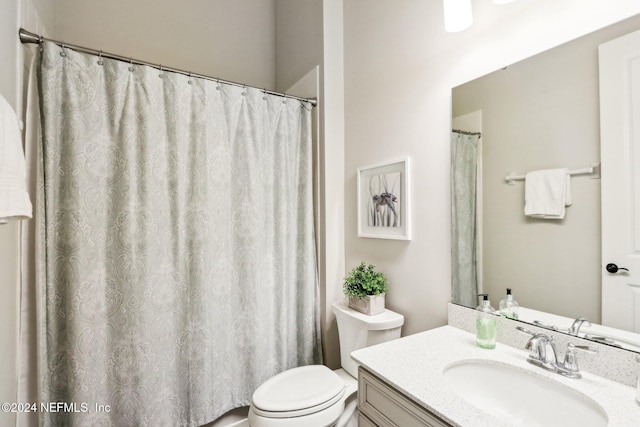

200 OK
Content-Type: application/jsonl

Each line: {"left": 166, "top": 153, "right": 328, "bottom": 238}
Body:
{"left": 606, "top": 263, "right": 629, "bottom": 273}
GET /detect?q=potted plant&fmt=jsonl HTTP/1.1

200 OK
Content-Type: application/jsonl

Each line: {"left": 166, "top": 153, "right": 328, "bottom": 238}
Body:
{"left": 343, "top": 262, "right": 389, "bottom": 315}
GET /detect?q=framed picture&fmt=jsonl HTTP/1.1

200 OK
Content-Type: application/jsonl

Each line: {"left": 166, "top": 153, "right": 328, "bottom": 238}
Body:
{"left": 357, "top": 157, "right": 411, "bottom": 240}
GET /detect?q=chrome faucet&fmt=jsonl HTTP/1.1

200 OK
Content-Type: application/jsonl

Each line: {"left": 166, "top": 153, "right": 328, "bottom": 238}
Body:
{"left": 568, "top": 317, "right": 592, "bottom": 336}
{"left": 516, "top": 326, "right": 597, "bottom": 379}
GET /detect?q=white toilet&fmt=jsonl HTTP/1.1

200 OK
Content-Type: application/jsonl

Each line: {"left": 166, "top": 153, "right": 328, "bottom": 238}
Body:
{"left": 247, "top": 300, "right": 404, "bottom": 427}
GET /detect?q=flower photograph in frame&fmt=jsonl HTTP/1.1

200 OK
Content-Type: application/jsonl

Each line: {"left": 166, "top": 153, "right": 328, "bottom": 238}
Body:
{"left": 357, "top": 157, "right": 411, "bottom": 240}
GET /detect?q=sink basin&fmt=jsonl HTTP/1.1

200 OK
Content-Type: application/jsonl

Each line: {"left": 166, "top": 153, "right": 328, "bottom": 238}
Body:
{"left": 442, "top": 360, "right": 608, "bottom": 427}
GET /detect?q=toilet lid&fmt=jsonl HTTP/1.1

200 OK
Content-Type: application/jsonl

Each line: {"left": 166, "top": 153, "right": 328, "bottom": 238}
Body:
{"left": 252, "top": 365, "right": 345, "bottom": 417}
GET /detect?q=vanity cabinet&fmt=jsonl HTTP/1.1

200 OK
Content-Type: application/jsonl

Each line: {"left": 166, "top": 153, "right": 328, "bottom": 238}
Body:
{"left": 358, "top": 367, "right": 453, "bottom": 427}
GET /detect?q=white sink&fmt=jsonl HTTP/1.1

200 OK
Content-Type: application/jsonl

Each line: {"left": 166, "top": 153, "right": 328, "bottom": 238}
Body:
{"left": 442, "top": 360, "right": 608, "bottom": 427}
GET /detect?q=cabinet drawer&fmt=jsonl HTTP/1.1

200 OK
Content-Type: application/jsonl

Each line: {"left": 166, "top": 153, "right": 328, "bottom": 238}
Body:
{"left": 358, "top": 367, "right": 452, "bottom": 427}
{"left": 359, "top": 412, "right": 378, "bottom": 427}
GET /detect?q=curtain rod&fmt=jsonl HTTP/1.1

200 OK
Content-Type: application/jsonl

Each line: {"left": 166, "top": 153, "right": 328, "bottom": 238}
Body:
{"left": 452, "top": 129, "right": 482, "bottom": 137}
{"left": 18, "top": 28, "right": 317, "bottom": 107}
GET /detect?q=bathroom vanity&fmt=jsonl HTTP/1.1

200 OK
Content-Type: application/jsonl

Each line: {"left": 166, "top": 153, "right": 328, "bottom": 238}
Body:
{"left": 351, "top": 325, "right": 640, "bottom": 426}
{"left": 358, "top": 367, "right": 451, "bottom": 426}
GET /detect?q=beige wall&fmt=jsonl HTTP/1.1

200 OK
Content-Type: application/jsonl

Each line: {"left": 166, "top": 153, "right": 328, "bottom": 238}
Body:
{"left": 55, "top": 0, "right": 277, "bottom": 90}
{"left": 453, "top": 15, "right": 640, "bottom": 323}
{"left": 343, "top": 0, "right": 640, "bottom": 336}
{"left": 275, "top": 0, "right": 323, "bottom": 93}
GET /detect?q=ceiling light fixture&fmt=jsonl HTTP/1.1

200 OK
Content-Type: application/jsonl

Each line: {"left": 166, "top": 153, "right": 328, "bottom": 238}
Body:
{"left": 443, "top": 0, "right": 473, "bottom": 33}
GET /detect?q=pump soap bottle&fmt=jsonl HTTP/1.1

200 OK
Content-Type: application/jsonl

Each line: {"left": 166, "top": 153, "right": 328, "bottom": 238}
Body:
{"left": 476, "top": 294, "right": 496, "bottom": 349}
{"left": 499, "top": 288, "right": 520, "bottom": 320}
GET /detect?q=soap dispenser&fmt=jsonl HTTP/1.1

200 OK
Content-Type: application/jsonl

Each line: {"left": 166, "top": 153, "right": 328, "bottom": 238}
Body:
{"left": 475, "top": 294, "right": 496, "bottom": 349}
{"left": 499, "top": 288, "right": 520, "bottom": 320}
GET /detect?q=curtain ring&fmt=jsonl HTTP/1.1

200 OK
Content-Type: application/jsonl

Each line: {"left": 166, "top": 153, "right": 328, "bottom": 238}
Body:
{"left": 97, "top": 50, "right": 104, "bottom": 66}
{"left": 59, "top": 43, "right": 67, "bottom": 57}
{"left": 128, "top": 58, "right": 134, "bottom": 72}
{"left": 188, "top": 72, "right": 193, "bottom": 85}
{"left": 262, "top": 89, "right": 268, "bottom": 101}
{"left": 241, "top": 85, "right": 247, "bottom": 96}
{"left": 216, "top": 79, "right": 221, "bottom": 91}
{"left": 159, "top": 65, "right": 164, "bottom": 78}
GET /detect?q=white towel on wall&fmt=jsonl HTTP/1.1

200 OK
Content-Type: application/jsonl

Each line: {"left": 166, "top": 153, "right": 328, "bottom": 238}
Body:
{"left": 0, "top": 93, "right": 32, "bottom": 223}
{"left": 524, "top": 168, "right": 571, "bottom": 219}
{"left": 564, "top": 173, "right": 572, "bottom": 207}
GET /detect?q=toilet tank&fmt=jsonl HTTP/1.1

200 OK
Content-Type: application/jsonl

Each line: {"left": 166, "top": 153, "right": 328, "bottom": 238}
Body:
{"left": 332, "top": 300, "right": 404, "bottom": 377}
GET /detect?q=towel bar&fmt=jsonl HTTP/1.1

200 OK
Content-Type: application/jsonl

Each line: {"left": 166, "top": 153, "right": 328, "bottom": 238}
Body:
{"left": 505, "top": 162, "right": 601, "bottom": 185}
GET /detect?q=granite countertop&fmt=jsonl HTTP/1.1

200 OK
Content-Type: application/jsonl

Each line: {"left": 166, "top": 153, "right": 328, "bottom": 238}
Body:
{"left": 350, "top": 325, "right": 640, "bottom": 426}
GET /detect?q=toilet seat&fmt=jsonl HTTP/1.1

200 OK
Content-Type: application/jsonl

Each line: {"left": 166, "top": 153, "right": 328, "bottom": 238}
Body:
{"left": 249, "top": 302, "right": 403, "bottom": 427}
{"left": 251, "top": 365, "right": 345, "bottom": 418}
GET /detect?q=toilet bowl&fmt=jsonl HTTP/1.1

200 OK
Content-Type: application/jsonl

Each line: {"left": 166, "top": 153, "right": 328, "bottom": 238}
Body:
{"left": 248, "top": 300, "right": 404, "bottom": 427}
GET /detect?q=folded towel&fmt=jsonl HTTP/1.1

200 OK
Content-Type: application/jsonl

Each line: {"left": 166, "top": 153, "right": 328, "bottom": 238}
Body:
{"left": 0, "top": 94, "right": 32, "bottom": 223}
{"left": 564, "top": 173, "right": 572, "bottom": 207}
{"left": 524, "top": 168, "right": 570, "bottom": 219}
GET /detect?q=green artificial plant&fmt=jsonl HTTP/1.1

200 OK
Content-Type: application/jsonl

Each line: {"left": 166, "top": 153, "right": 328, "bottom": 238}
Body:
{"left": 343, "top": 262, "right": 389, "bottom": 299}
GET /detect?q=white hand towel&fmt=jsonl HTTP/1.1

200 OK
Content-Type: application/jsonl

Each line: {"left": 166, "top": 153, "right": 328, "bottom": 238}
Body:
{"left": 524, "top": 168, "right": 570, "bottom": 219}
{"left": 0, "top": 93, "right": 32, "bottom": 223}
{"left": 564, "top": 173, "right": 572, "bottom": 207}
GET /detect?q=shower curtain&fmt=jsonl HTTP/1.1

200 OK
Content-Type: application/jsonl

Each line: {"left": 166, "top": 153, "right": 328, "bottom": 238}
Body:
{"left": 28, "top": 41, "right": 321, "bottom": 426}
{"left": 451, "top": 132, "right": 479, "bottom": 308}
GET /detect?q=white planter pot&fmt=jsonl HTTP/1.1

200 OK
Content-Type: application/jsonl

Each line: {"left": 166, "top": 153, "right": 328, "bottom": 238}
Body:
{"left": 348, "top": 294, "right": 386, "bottom": 316}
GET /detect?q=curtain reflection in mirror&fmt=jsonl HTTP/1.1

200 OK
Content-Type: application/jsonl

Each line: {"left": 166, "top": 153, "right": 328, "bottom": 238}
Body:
{"left": 451, "top": 131, "right": 480, "bottom": 308}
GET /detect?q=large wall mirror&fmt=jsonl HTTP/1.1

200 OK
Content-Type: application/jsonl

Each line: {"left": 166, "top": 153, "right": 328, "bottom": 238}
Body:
{"left": 451, "top": 14, "right": 640, "bottom": 352}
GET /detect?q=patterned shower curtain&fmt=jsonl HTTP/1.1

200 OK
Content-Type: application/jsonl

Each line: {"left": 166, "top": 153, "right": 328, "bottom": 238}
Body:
{"left": 451, "top": 132, "right": 479, "bottom": 308}
{"left": 33, "top": 41, "right": 321, "bottom": 426}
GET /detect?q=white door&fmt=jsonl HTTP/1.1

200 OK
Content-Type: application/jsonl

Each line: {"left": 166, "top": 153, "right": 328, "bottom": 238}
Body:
{"left": 599, "top": 29, "right": 640, "bottom": 332}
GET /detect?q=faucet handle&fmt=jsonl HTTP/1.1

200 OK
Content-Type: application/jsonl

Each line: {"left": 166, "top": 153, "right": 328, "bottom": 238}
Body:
{"left": 561, "top": 342, "right": 598, "bottom": 379}
{"left": 568, "top": 343, "right": 598, "bottom": 354}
